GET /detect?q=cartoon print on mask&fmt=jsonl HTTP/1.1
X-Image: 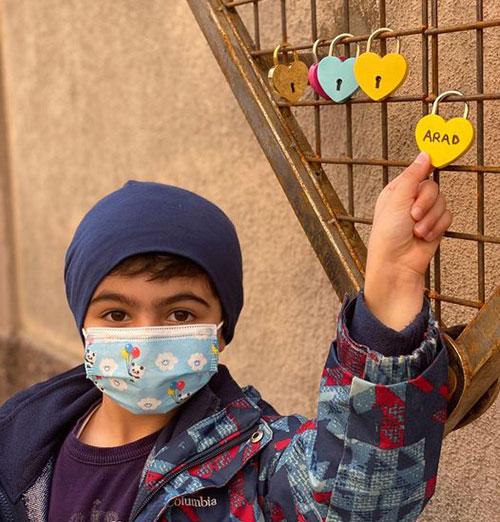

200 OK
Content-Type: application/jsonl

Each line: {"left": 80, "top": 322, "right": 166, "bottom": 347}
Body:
{"left": 84, "top": 347, "right": 96, "bottom": 369}
{"left": 129, "top": 361, "right": 146, "bottom": 381}
{"left": 110, "top": 378, "right": 128, "bottom": 391}
{"left": 155, "top": 351, "right": 179, "bottom": 371}
{"left": 99, "top": 358, "right": 118, "bottom": 376}
{"left": 187, "top": 353, "right": 208, "bottom": 372}
{"left": 120, "top": 343, "right": 145, "bottom": 382}
{"left": 167, "top": 379, "right": 191, "bottom": 404}
{"left": 137, "top": 397, "right": 162, "bottom": 411}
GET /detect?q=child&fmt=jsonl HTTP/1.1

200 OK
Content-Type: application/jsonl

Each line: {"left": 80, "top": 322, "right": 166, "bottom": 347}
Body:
{"left": 0, "top": 152, "right": 451, "bottom": 521}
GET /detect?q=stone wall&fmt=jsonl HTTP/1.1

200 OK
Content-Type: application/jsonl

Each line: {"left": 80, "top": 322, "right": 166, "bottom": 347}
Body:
{"left": 0, "top": 1, "right": 498, "bottom": 520}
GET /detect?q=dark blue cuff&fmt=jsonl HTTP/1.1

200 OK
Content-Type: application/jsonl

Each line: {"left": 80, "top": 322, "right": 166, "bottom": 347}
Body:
{"left": 347, "top": 291, "right": 429, "bottom": 356}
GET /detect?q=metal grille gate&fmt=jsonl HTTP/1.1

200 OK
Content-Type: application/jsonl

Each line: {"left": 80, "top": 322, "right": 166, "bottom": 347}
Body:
{"left": 188, "top": 0, "right": 499, "bottom": 434}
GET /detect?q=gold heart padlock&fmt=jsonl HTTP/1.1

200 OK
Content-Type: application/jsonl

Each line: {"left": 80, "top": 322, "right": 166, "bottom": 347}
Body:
{"left": 415, "top": 90, "right": 475, "bottom": 168}
{"left": 353, "top": 27, "right": 408, "bottom": 101}
{"left": 268, "top": 44, "right": 309, "bottom": 103}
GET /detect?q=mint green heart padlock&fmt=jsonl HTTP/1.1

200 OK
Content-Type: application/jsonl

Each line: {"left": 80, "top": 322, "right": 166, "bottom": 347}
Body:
{"left": 317, "top": 33, "right": 360, "bottom": 103}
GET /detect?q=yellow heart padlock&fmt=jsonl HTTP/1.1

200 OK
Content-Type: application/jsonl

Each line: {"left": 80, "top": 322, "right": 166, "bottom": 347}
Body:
{"left": 353, "top": 27, "right": 408, "bottom": 101}
{"left": 268, "top": 43, "right": 309, "bottom": 103}
{"left": 415, "top": 90, "right": 475, "bottom": 168}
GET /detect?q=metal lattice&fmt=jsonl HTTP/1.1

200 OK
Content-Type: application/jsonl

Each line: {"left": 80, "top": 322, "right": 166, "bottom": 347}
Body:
{"left": 189, "top": 0, "right": 499, "bottom": 432}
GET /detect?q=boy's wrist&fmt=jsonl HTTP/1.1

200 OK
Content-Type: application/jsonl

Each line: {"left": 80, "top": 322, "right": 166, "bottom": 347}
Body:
{"left": 364, "top": 265, "right": 425, "bottom": 331}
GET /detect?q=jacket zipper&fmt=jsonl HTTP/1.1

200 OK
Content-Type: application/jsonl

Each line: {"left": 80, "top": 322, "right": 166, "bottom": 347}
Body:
{"left": 129, "top": 424, "right": 259, "bottom": 522}
{"left": 0, "top": 486, "right": 15, "bottom": 522}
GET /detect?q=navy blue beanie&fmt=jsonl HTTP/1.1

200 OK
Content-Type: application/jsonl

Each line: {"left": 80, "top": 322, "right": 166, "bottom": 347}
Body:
{"left": 64, "top": 181, "right": 243, "bottom": 344}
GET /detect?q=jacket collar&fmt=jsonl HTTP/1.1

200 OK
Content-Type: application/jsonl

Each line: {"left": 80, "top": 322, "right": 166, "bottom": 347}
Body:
{"left": 131, "top": 368, "right": 270, "bottom": 521}
{"left": 0, "top": 364, "right": 100, "bottom": 503}
{"left": 0, "top": 363, "right": 265, "bottom": 505}
{"left": 146, "top": 368, "right": 264, "bottom": 479}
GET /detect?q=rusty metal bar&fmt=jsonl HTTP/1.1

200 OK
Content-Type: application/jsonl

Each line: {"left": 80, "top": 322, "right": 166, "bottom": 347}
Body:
{"left": 222, "top": 0, "right": 259, "bottom": 7}
{"left": 280, "top": 0, "right": 287, "bottom": 44}
{"left": 305, "top": 155, "right": 500, "bottom": 173}
{"left": 277, "top": 92, "right": 500, "bottom": 107}
{"left": 431, "top": 0, "right": 442, "bottom": 324}
{"left": 379, "top": 0, "right": 389, "bottom": 187}
{"left": 250, "top": 19, "right": 500, "bottom": 56}
{"left": 426, "top": 292, "right": 483, "bottom": 309}
{"left": 253, "top": 0, "right": 260, "bottom": 50}
{"left": 343, "top": 0, "right": 355, "bottom": 214}
{"left": 310, "top": 0, "right": 321, "bottom": 157}
{"left": 426, "top": 19, "right": 500, "bottom": 34}
{"left": 336, "top": 215, "right": 500, "bottom": 244}
{"left": 476, "top": 1, "right": 486, "bottom": 304}
{"left": 422, "top": 0, "right": 431, "bottom": 291}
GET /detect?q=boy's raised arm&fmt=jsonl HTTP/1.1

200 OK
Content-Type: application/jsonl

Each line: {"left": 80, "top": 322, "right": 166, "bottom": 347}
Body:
{"left": 259, "top": 152, "right": 451, "bottom": 521}
{"left": 364, "top": 151, "right": 451, "bottom": 331}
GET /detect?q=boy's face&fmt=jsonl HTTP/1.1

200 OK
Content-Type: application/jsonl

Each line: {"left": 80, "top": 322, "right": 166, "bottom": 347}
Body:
{"left": 83, "top": 272, "right": 226, "bottom": 350}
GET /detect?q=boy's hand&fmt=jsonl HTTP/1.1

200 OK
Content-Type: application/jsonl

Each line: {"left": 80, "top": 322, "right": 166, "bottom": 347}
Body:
{"left": 364, "top": 152, "right": 452, "bottom": 331}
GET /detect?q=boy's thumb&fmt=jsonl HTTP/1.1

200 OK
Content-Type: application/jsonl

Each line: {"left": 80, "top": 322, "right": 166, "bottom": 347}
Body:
{"left": 398, "top": 152, "right": 433, "bottom": 189}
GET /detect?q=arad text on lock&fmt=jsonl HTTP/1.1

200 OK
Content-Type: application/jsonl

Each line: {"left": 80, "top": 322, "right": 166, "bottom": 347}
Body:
{"left": 422, "top": 129, "right": 460, "bottom": 145}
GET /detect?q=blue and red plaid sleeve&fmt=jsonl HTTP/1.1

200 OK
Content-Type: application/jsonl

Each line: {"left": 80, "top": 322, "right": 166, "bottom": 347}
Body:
{"left": 263, "top": 294, "right": 449, "bottom": 522}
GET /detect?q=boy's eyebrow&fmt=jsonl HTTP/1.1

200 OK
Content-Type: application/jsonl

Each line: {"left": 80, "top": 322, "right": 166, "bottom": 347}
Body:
{"left": 153, "top": 293, "right": 210, "bottom": 308}
{"left": 88, "top": 291, "right": 210, "bottom": 308}
{"left": 89, "top": 292, "right": 138, "bottom": 307}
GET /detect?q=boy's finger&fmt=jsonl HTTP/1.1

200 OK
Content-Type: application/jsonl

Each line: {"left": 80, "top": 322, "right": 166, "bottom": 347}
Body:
{"left": 413, "top": 195, "right": 446, "bottom": 238}
{"left": 397, "top": 152, "right": 434, "bottom": 192}
{"left": 420, "top": 209, "right": 453, "bottom": 242}
{"left": 411, "top": 179, "right": 439, "bottom": 220}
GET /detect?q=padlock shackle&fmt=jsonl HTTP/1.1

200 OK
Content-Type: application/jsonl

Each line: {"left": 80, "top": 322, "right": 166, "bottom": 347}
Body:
{"left": 312, "top": 38, "right": 327, "bottom": 63}
{"left": 273, "top": 43, "right": 299, "bottom": 66}
{"left": 432, "top": 90, "right": 470, "bottom": 119}
{"left": 366, "top": 27, "right": 400, "bottom": 54}
{"left": 328, "top": 33, "right": 360, "bottom": 59}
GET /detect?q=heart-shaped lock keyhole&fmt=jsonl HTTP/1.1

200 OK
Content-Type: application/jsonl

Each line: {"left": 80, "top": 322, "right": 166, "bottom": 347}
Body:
{"left": 271, "top": 63, "right": 308, "bottom": 101}
{"left": 315, "top": 33, "right": 360, "bottom": 104}
{"left": 353, "top": 28, "right": 408, "bottom": 101}
{"left": 316, "top": 56, "right": 359, "bottom": 103}
{"left": 268, "top": 46, "right": 309, "bottom": 102}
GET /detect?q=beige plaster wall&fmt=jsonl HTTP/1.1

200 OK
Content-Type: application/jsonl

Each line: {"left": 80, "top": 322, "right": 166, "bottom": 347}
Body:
{"left": 0, "top": 1, "right": 498, "bottom": 520}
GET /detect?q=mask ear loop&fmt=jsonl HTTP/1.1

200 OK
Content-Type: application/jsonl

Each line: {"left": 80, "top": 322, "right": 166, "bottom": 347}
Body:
{"left": 216, "top": 321, "right": 224, "bottom": 331}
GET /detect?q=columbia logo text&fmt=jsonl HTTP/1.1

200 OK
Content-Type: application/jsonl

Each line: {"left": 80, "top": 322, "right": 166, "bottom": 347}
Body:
{"left": 173, "top": 496, "right": 217, "bottom": 508}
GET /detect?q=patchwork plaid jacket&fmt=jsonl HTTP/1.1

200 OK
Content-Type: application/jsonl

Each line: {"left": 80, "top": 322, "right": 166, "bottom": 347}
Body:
{"left": 0, "top": 297, "right": 448, "bottom": 521}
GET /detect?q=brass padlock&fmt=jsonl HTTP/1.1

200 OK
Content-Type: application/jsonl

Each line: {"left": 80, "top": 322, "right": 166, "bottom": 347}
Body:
{"left": 268, "top": 43, "right": 309, "bottom": 103}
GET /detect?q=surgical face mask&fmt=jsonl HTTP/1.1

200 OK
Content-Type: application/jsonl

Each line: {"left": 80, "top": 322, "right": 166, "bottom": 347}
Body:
{"left": 82, "top": 322, "right": 222, "bottom": 415}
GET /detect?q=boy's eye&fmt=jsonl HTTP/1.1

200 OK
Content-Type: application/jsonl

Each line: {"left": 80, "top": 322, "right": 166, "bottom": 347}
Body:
{"left": 103, "top": 311, "right": 129, "bottom": 322}
{"left": 168, "top": 310, "right": 194, "bottom": 322}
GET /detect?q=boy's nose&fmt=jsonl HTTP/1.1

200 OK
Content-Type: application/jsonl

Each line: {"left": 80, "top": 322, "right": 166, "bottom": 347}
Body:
{"left": 132, "top": 313, "right": 164, "bottom": 328}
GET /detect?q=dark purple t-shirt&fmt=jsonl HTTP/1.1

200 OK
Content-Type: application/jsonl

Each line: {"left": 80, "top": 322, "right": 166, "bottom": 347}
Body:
{"left": 47, "top": 404, "right": 168, "bottom": 522}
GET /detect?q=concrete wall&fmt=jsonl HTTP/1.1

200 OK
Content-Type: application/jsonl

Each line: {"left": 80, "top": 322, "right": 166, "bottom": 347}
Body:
{"left": 0, "top": 1, "right": 498, "bottom": 520}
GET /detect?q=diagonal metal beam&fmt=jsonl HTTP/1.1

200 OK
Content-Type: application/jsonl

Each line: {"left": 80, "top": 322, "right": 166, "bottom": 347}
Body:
{"left": 187, "top": 0, "right": 366, "bottom": 300}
